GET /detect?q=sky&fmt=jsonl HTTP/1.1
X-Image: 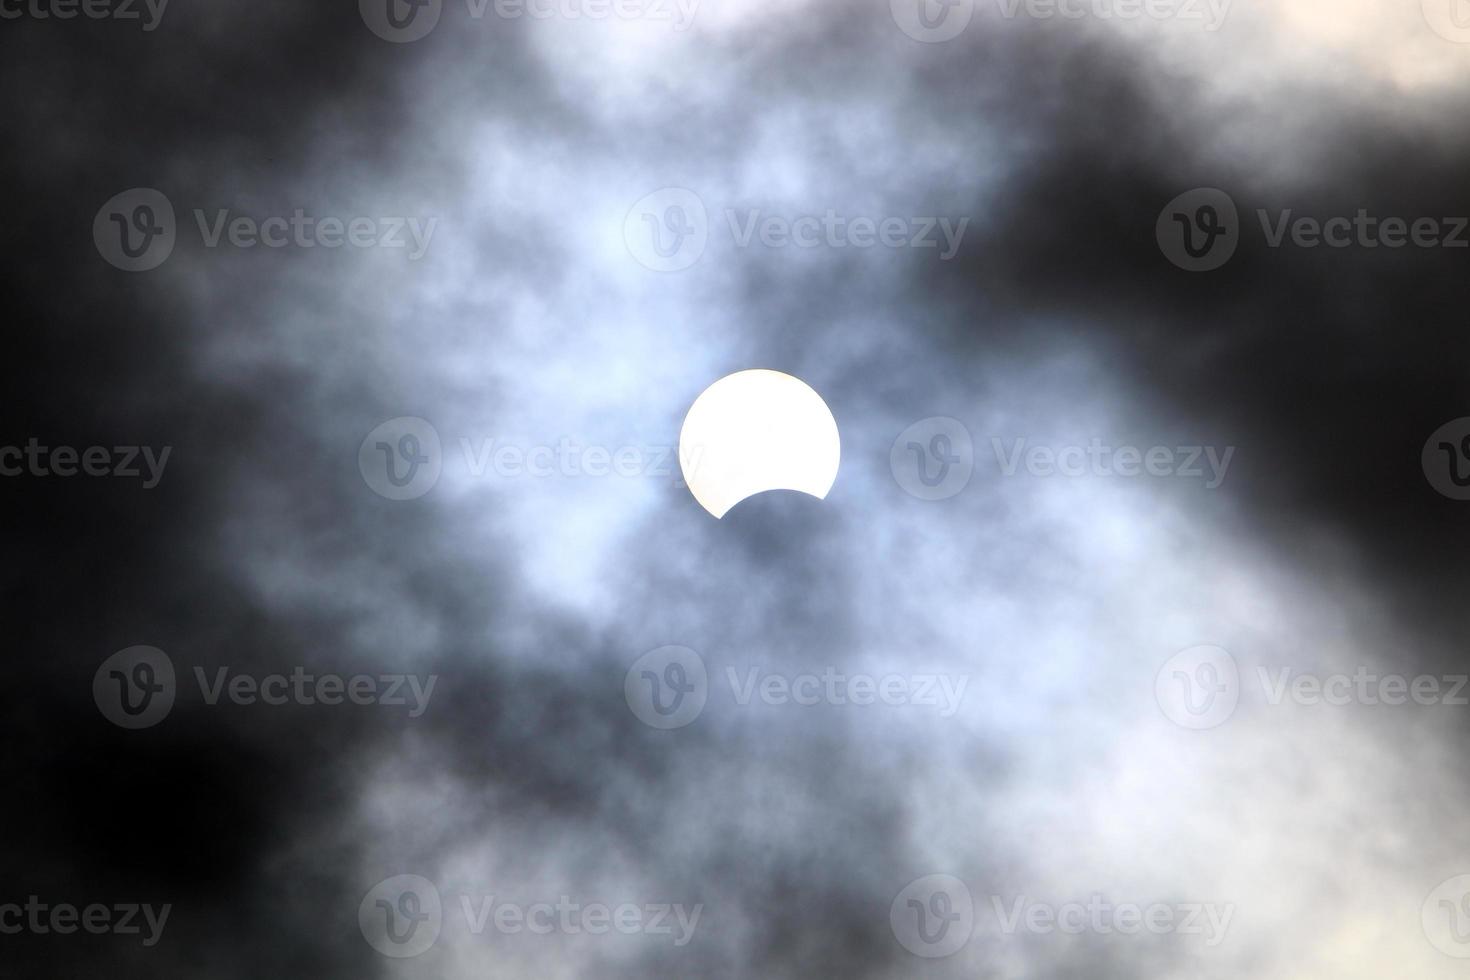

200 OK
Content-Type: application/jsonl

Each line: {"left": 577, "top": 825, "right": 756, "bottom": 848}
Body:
{"left": 5, "top": 0, "right": 1470, "bottom": 976}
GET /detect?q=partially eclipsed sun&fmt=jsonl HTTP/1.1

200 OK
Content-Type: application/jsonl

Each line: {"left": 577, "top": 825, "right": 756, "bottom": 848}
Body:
{"left": 678, "top": 369, "right": 841, "bottom": 519}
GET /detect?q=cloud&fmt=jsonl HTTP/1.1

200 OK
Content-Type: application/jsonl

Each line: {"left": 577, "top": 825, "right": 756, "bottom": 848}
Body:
{"left": 4, "top": 0, "right": 1470, "bottom": 976}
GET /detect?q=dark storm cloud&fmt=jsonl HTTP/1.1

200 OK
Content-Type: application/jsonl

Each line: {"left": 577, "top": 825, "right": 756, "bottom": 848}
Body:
{"left": 903, "top": 39, "right": 1470, "bottom": 674}
{"left": 0, "top": 2, "right": 506, "bottom": 977}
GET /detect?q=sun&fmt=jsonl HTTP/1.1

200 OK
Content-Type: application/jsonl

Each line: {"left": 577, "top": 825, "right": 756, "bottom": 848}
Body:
{"left": 678, "top": 369, "right": 841, "bottom": 519}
